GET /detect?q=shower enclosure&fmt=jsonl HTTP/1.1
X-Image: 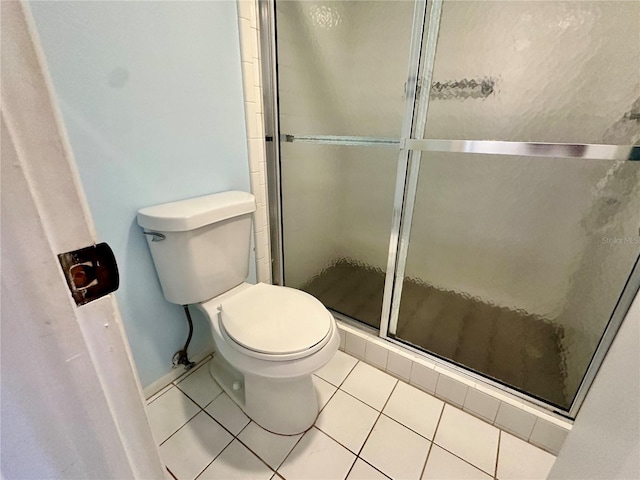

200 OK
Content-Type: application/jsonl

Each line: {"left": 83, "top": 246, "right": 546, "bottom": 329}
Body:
{"left": 260, "top": 0, "right": 640, "bottom": 416}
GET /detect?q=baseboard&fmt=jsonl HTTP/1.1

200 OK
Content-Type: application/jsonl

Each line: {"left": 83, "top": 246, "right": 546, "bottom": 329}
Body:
{"left": 143, "top": 349, "right": 215, "bottom": 400}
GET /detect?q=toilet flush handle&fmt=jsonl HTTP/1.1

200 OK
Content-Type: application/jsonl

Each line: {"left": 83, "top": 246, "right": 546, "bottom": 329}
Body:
{"left": 143, "top": 231, "right": 166, "bottom": 242}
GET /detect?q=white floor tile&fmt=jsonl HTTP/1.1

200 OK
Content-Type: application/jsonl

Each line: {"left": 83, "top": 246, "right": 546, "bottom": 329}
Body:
{"left": 146, "top": 386, "right": 200, "bottom": 445}
{"left": 198, "top": 439, "right": 273, "bottom": 480}
{"left": 383, "top": 381, "right": 444, "bottom": 440}
{"left": 422, "top": 445, "right": 491, "bottom": 480}
{"left": 278, "top": 427, "right": 356, "bottom": 480}
{"left": 360, "top": 415, "right": 431, "bottom": 480}
{"left": 176, "top": 362, "right": 222, "bottom": 408}
{"left": 204, "top": 393, "right": 250, "bottom": 435}
{"left": 315, "top": 350, "right": 358, "bottom": 387}
{"left": 316, "top": 390, "right": 379, "bottom": 454}
{"left": 434, "top": 405, "right": 499, "bottom": 475}
{"left": 237, "top": 422, "right": 302, "bottom": 470}
{"left": 347, "top": 459, "right": 389, "bottom": 480}
{"left": 159, "top": 411, "right": 232, "bottom": 480}
{"left": 313, "top": 375, "right": 338, "bottom": 410}
{"left": 497, "top": 432, "right": 556, "bottom": 480}
{"left": 341, "top": 362, "right": 397, "bottom": 411}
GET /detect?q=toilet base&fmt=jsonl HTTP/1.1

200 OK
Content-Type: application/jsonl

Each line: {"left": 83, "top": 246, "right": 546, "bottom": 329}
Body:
{"left": 209, "top": 354, "right": 319, "bottom": 435}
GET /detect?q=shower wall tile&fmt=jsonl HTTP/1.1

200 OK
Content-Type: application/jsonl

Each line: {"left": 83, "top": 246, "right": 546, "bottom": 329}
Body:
{"left": 245, "top": 101, "right": 259, "bottom": 138}
{"left": 386, "top": 351, "right": 412, "bottom": 382}
{"left": 236, "top": 0, "right": 271, "bottom": 284}
{"left": 495, "top": 403, "right": 537, "bottom": 441}
{"left": 338, "top": 330, "right": 346, "bottom": 351}
{"left": 248, "top": 139, "right": 264, "bottom": 173}
{"left": 364, "top": 340, "right": 389, "bottom": 370}
{"left": 345, "top": 331, "right": 366, "bottom": 360}
{"left": 529, "top": 418, "right": 569, "bottom": 455}
{"left": 242, "top": 67, "right": 256, "bottom": 103}
{"left": 463, "top": 388, "right": 500, "bottom": 423}
{"left": 409, "top": 362, "right": 439, "bottom": 394}
{"left": 255, "top": 86, "right": 263, "bottom": 113}
{"left": 238, "top": 18, "right": 253, "bottom": 60}
{"left": 435, "top": 374, "right": 469, "bottom": 408}
{"left": 237, "top": 0, "right": 252, "bottom": 21}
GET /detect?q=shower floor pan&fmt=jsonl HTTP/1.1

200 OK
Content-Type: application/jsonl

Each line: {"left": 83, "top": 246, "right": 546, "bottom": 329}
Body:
{"left": 301, "top": 259, "right": 569, "bottom": 408}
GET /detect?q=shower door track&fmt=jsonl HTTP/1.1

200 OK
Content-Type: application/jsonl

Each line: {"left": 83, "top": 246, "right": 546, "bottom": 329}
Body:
{"left": 258, "top": 0, "right": 640, "bottom": 419}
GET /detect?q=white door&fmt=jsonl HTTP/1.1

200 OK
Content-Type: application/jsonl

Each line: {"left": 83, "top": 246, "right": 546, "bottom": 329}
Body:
{"left": 1, "top": 2, "right": 164, "bottom": 478}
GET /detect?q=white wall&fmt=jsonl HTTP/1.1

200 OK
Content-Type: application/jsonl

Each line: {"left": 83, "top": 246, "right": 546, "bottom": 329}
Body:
{"left": 549, "top": 289, "right": 639, "bottom": 479}
{"left": 29, "top": 0, "right": 252, "bottom": 388}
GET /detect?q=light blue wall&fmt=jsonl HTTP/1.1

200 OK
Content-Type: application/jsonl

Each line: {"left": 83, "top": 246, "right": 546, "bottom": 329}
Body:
{"left": 30, "top": 1, "right": 252, "bottom": 387}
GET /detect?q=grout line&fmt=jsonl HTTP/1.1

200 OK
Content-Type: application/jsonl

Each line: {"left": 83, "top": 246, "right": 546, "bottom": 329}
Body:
{"left": 338, "top": 380, "right": 398, "bottom": 413}
{"left": 273, "top": 425, "right": 312, "bottom": 476}
{"left": 192, "top": 436, "right": 235, "bottom": 480}
{"left": 342, "top": 456, "right": 358, "bottom": 480}
{"left": 336, "top": 358, "right": 360, "bottom": 389}
{"left": 165, "top": 466, "right": 178, "bottom": 480}
{"left": 174, "top": 384, "right": 222, "bottom": 411}
{"left": 419, "top": 402, "right": 446, "bottom": 479}
{"left": 428, "top": 405, "right": 499, "bottom": 477}
{"left": 200, "top": 401, "right": 250, "bottom": 440}
{"left": 232, "top": 435, "right": 277, "bottom": 476}
{"left": 355, "top": 379, "right": 399, "bottom": 458}
{"left": 494, "top": 430, "right": 502, "bottom": 479}
{"left": 313, "top": 375, "right": 340, "bottom": 415}
{"left": 230, "top": 420, "right": 294, "bottom": 474}
{"left": 357, "top": 458, "right": 392, "bottom": 479}
{"left": 157, "top": 412, "right": 201, "bottom": 448}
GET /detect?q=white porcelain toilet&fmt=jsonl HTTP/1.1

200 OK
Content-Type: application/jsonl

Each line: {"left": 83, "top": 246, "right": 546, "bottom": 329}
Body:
{"left": 137, "top": 191, "right": 339, "bottom": 435}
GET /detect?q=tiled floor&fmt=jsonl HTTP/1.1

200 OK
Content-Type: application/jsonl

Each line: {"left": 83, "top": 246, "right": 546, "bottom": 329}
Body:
{"left": 146, "top": 351, "right": 556, "bottom": 480}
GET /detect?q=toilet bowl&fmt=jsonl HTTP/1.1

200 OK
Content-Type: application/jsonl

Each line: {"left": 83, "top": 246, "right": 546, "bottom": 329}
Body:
{"left": 197, "top": 282, "right": 339, "bottom": 435}
{"left": 137, "top": 191, "right": 338, "bottom": 436}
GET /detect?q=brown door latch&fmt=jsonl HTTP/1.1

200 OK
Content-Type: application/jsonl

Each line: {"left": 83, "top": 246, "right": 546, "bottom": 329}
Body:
{"left": 58, "top": 243, "right": 119, "bottom": 306}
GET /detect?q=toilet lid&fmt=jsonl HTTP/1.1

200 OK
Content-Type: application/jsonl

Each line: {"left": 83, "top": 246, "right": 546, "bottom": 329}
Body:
{"left": 219, "top": 283, "right": 332, "bottom": 355}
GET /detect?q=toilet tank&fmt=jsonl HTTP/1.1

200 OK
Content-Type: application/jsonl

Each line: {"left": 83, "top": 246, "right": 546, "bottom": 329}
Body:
{"left": 137, "top": 191, "right": 256, "bottom": 305}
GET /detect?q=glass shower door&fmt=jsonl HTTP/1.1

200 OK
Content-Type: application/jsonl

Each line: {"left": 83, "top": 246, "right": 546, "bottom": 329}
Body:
{"left": 269, "top": 0, "right": 640, "bottom": 414}
{"left": 390, "top": 0, "right": 640, "bottom": 410}
{"left": 276, "top": 0, "right": 418, "bottom": 328}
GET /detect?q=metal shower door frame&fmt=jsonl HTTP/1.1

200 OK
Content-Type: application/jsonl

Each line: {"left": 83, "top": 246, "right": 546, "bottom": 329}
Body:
{"left": 259, "top": 0, "right": 640, "bottom": 419}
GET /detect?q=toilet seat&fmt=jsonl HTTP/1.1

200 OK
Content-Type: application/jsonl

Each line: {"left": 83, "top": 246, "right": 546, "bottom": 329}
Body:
{"left": 217, "top": 283, "right": 333, "bottom": 361}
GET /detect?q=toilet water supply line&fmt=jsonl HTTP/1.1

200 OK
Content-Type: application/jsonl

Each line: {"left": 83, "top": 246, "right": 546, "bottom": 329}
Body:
{"left": 172, "top": 305, "right": 196, "bottom": 370}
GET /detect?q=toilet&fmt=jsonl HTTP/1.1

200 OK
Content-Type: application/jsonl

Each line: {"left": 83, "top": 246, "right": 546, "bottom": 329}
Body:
{"left": 137, "top": 191, "right": 339, "bottom": 435}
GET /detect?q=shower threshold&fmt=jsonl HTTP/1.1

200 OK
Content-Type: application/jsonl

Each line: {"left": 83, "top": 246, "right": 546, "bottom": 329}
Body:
{"left": 301, "top": 258, "right": 569, "bottom": 409}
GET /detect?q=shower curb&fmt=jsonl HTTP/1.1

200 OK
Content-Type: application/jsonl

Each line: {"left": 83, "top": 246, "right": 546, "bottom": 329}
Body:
{"left": 336, "top": 320, "right": 572, "bottom": 456}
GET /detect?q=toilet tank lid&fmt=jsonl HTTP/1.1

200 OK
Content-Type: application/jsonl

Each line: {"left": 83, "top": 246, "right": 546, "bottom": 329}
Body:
{"left": 137, "top": 191, "right": 256, "bottom": 232}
